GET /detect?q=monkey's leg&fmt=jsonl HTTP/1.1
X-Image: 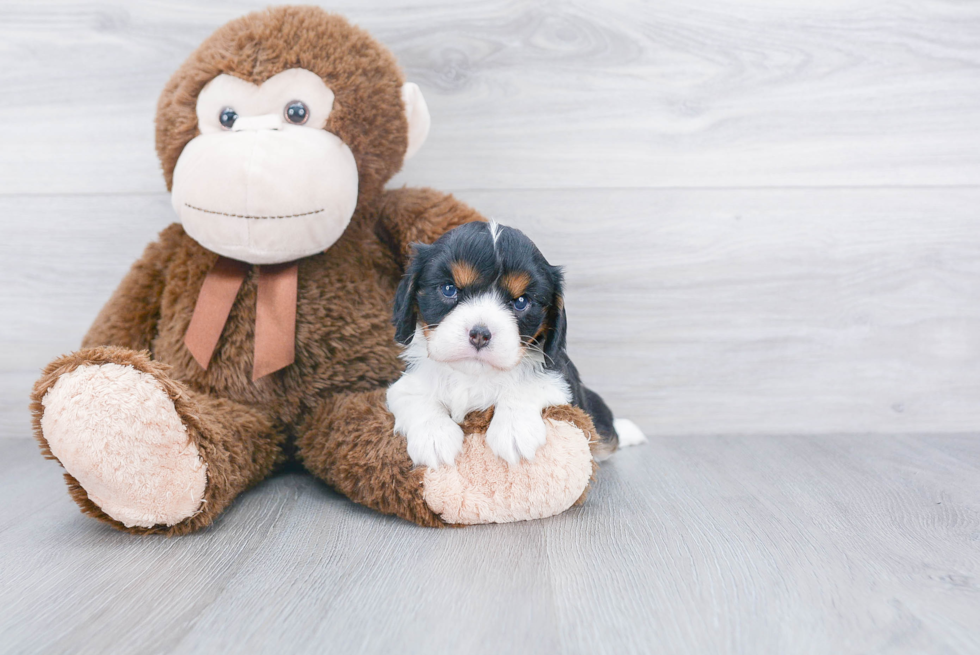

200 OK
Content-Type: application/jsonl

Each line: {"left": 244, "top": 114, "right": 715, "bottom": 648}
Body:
{"left": 296, "top": 389, "right": 445, "bottom": 527}
{"left": 31, "top": 346, "right": 285, "bottom": 535}
{"left": 297, "top": 389, "right": 599, "bottom": 526}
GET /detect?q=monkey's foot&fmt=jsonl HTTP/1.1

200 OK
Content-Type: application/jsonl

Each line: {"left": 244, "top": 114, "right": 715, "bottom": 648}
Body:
{"left": 38, "top": 359, "right": 207, "bottom": 528}
{"left": 422, "top": 407, "right": 597, "bottom": 525}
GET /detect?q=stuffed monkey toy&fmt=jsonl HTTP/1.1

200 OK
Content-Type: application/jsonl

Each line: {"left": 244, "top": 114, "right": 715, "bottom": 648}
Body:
{"left": 30, "top": 6, "right": 599, "bottom": 534}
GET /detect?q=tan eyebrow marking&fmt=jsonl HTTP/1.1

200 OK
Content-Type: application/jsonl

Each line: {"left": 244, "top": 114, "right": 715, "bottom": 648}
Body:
{"left": 501, "top": 271, "right": 531, "bottom": 298}
{"left": 450, "top": 261, "right": 480, "bottom": 287}
{"left": 532, "top": 321, "right": 548, "bottom": 341}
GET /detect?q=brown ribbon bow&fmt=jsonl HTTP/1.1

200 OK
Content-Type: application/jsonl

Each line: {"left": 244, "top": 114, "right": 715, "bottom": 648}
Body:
{"left": 184, "top": 256, "right": 298, "bottom": 381}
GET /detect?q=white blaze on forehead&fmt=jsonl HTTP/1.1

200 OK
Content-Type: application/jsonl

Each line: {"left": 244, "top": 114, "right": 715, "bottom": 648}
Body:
{"left": 487, "top": 220, "right": 500, "bottom": 248}
{"left": 425, "top": 292, "right": 522, "bottom": 371}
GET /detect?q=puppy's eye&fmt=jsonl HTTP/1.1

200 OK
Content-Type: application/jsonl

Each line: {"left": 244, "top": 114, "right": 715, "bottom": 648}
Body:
{"left": 219, "top": 107, "right": 238, "bottom": 130}
{"left": 440, "top": 283, "right": 457, "bottom": 299}
{"left": 512, "top": 296, "right": 529, "bottom": 311}
{"left": 284, "top": 100, "right": 309, "bottom": 125}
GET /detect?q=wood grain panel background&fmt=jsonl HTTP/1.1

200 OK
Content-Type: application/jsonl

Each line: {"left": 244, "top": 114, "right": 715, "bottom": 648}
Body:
{"left": 2, "top": 0, "right": 979, "bottom": 438}
{"left": 2, "top": 3, "right": 979, "bottom": 654}
{"left": 2, "top": 0, "right": 980, "bottom": 193}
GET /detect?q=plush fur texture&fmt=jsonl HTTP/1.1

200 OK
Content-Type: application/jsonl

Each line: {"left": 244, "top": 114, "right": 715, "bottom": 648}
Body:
{"left": 156, "top": 6, "right": 409, "bottom": 203}
{"left": 295, "top": 388, "right": 445, "bottom": 528}
{"left": 173, "top": 69, "right": 361, "bottom": 264}
{"left": 423, "top": 412, "right": 596, "bottom": 525}
{"left": 30, "top": 7, "right": 601, "bottom": 533}
{"left": 41, "top": 363, "right": 207, "bottom": 528}
{"left": 31, "top": 346, "right": 284, "bottom": 536}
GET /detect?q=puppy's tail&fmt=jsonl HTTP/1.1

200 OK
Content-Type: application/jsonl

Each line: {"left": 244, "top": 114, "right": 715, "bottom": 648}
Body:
{"left": 592, "top": 417, "right": 647, "bottom": 461}
{"left": 612, "top": 418, "right": 647, "bottom": 448}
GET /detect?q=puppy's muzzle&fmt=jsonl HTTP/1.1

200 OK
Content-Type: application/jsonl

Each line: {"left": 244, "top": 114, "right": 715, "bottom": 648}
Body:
{"left": 468, "top": 324, "right": 492, "bottom": 350}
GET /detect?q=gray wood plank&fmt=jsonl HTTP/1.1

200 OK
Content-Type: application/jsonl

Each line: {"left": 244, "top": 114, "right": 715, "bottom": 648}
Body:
{"left": 545, "top": 433, "right": 980, "bottom": 654}
{"left": 1, "top": 435, "right": 977, "bottom": 655}
{"left": 1, "top": 0, "right": 979, "bottom": 194}
{"left": 3, "top": 188, "right": 979, "bottom": 439}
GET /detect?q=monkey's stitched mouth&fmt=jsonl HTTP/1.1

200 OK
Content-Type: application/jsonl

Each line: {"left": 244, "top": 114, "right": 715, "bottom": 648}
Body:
{"left": 184, "top": 203, "right": 326, "bottom": 220}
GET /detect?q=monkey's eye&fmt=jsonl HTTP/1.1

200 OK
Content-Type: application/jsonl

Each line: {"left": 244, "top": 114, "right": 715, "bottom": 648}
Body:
{"left": 440, "top": 283, "right": 457, "bottom": 299}
{"left": 218, "top": 107, "right": 238, "bottom": 130}
{"left": 512, "top": 296, "right": 529, "bottom": 311}
{"left": 284, "top": 100, "right": 309, "bottom": 125}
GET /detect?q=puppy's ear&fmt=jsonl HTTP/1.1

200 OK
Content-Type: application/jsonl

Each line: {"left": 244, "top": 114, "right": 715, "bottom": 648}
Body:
{"left": 543, "top": 265, "right": 568, "bottom": 362}
{"left": 392, "top": 243, "right": 431, "bottom": 344}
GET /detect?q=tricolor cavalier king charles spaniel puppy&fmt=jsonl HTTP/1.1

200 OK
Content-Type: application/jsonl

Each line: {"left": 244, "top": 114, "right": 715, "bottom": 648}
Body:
{"left": 387, "top": 221, "right": 644, "bottom": 469}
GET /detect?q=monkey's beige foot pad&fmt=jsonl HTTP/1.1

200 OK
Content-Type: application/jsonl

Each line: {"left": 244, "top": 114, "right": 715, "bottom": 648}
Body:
{"left": 40, "top": 363, "right": 207, "bottom": 528}
{"left": 422, "top": 419, "right": 594, "bottom": 524}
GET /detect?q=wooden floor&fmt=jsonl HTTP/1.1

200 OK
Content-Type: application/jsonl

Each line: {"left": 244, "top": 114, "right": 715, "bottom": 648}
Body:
{"left": 2, "top": 435, "right": 979, "bottom": 655}
{"left": 1, "top": 0, "right": 979, "bottom": 653}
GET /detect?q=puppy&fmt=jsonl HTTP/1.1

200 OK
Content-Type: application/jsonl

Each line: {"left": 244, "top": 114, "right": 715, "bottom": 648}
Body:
{"left": 386, "top": 221, "right": 644, "bottom": 468}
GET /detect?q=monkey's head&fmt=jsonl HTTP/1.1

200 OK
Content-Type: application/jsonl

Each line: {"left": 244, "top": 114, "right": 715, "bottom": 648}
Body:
{"left": 155, "top": 7, "right": 430, "bottom": 264}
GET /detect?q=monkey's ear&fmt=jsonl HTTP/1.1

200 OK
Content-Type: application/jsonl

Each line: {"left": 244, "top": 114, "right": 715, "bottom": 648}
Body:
{"left": 401, "top": 83, "right": 431, "bottom": 160}
{"left": 392, "top": 243, "right": 431, "bottom": 344}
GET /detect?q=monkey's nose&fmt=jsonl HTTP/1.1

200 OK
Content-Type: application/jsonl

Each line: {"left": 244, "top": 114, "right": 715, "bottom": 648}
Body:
{"left": 231, "top": 114, "right": 283, "bottom": 132}
{"left": 469, "top": 325, "right": 492, "bottom": 350}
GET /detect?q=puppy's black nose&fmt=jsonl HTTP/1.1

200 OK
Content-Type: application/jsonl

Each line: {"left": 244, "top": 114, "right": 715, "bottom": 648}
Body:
{"left": 469, "top": 325, "right": 492, "bottom": 350}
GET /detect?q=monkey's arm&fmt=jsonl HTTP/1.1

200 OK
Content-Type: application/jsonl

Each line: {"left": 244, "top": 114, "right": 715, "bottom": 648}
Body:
{"left": 376, "top": 187, "right": 486, "bottom": 266}
{"left": 81, "top": 223, "right": 183, "bottom": 351}
{"left": 296, "top": 389, "right": 599, "bottom": 527}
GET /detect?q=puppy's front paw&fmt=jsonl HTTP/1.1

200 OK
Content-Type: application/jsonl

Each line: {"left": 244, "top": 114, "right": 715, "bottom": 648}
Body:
{"left": 404, "top": 419, "right": 465, "bottom": 469}
{"left": 485, "top": 408, "right": 548, "bottom": 465}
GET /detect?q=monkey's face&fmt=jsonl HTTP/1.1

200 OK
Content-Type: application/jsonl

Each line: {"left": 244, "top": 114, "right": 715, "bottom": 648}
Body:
{"left": 169, "top": 68, "right": 428, "bottom": 265}
{"left": 157, "top": 8, "right": 432, "bottom": 264}
{"left": 171, "top": 69, "right": 355, "bottom": 264}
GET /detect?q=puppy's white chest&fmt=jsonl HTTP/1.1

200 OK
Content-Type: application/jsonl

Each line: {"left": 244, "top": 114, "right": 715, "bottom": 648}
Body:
{"left": 387, "top": 337, "right": 574, "bottom": 468}
{"left": 434, "top": 363, "right": 569, "bottom": 422}
{"left": 442, "top": 381, "right": 485, "bottom": 423}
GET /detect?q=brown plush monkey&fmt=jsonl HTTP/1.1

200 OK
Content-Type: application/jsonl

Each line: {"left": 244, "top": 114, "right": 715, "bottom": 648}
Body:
{"left": 30, "top": 6, "right": 598, "bottom": 535}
